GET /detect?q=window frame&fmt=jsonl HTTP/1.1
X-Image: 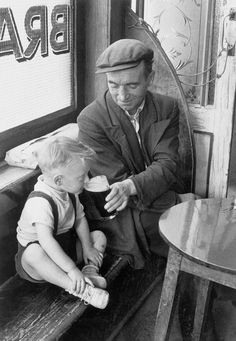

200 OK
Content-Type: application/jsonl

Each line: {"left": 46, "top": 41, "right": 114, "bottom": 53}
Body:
{"left": 0, "top": 0, "right": 78, "bottom": 161}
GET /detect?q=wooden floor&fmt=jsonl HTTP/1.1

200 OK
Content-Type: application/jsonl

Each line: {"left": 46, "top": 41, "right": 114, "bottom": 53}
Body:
{"left": 114, "top": 276, "right": 182, "bottom": 341}
{"left": 114, "top": 284, "right": 236, "bottom": 341}
{"left": 61, "top": 255, "right": 236, "bottom": 341}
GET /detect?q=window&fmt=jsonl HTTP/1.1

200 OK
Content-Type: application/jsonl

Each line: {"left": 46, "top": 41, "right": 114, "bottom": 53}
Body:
{"left": 142, "top": 0, "right": 220, "bottom": 106}
{"left": 0, "top": 0, "right": 76, "bottom": 160}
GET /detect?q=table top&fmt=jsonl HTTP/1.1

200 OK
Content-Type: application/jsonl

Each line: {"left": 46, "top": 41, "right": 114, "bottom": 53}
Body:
{"left": 159, "top": 198, "right": 236, "bottom": 274}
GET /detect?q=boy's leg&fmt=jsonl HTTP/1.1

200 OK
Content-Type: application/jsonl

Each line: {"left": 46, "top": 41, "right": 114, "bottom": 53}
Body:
{"left": 75, "top": 230, "right": 107, "bottom": 265}
{"left": 21, "top": 242, "right": 109, "bottom": 309}
{"left": 75, "top": 238, "right": 84, "bottom": 264}
{"left": 91, "top": 230, "right": 107, "bottom": 255}
{"left": 21, "top": 243, "right": 73, "bottom": 292}
{"left": 82, "top": 230, "right": 107, "bottom": 288}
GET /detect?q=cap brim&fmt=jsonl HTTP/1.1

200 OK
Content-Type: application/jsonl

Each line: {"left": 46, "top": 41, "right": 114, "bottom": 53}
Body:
{"left": 95, "top": 61, "right": 140, "bottom": 74}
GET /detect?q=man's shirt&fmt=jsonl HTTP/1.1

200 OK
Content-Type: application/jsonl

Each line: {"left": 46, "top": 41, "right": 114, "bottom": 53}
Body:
{"left": 124, "top": 99, "right": 145, "bottom": 145}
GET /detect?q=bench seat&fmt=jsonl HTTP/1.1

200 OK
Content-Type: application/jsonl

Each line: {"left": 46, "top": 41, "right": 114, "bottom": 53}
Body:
{"left": 0, "top": 254, "right": 130, "bottom": 341}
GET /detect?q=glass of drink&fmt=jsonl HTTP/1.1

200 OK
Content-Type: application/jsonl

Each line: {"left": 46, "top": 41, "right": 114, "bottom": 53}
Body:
{"left": 84, "top": 175, "right": 117, "bottom": 221}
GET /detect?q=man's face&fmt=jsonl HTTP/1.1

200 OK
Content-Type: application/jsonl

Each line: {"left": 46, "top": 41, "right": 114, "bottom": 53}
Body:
{"left": 107, "top": 61, "right": 153, "bottom": 115}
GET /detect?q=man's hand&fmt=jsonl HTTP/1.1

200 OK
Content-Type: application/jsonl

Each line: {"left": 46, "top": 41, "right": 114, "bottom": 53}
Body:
{"left": 104, "top": 179, "right": 137, "bottom": 212}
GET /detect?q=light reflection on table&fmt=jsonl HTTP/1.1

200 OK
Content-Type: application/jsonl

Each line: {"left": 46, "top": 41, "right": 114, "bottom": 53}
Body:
{"left": 159, "top": 198, "right": 236, "bottom": 273}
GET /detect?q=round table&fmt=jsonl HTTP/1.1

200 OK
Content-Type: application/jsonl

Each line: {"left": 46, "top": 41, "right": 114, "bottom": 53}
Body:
{"left": 154, "top": 198, "right": 236, "bottom": 341}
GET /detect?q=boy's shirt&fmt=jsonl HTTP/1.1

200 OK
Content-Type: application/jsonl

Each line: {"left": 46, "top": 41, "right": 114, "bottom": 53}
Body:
{"left": 17, "top": 175, "right": 85, "bottom": 247}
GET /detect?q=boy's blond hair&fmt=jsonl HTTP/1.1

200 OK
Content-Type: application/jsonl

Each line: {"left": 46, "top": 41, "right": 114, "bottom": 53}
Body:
{"left": 34, "top": 136, "right": 95, "bottom": 173}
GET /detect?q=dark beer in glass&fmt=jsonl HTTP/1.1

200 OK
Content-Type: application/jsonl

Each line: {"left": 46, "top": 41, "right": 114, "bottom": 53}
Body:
{"left": 84, "top": 175, "right": 117, "bottom": 220}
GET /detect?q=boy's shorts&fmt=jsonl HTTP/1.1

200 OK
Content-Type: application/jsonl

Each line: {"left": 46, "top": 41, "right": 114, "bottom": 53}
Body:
{"left": 15, "top": 230, "right": 78, "bottom": 283}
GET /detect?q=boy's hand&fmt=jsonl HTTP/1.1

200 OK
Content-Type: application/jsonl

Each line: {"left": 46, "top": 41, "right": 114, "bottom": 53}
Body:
{"left": 67, "top": 267, "right": 88, "bottom": 295}
{"left": 83, "top": 247, "right": 103, "bottom": 267}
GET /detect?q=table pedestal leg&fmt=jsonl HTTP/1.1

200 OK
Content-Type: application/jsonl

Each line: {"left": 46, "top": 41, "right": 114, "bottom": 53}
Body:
{"left": 154, "top": 248, "right": 182, "bottom": 341}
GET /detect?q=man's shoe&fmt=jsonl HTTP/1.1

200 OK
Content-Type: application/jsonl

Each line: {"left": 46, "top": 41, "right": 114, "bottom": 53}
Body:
{"left": 82, "top": 264, "right": 107, "bottom": 289}
{"left": 77, "top": 284, "right": 109, "bottom": 309}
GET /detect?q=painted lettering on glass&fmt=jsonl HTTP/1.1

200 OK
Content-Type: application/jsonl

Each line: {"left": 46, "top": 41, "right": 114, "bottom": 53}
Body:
{"left": 0, "top": 5, "right": 70, "bottom": 60}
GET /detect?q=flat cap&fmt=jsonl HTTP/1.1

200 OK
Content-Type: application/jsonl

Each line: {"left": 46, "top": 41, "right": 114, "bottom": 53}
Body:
{"left": 96, "top": 39, "right": 154, "bottom": 74}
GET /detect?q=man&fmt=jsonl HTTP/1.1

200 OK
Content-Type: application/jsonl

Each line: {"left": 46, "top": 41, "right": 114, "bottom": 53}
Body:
{"left": 77, "top": 39, "right": 185, "bottom": 269}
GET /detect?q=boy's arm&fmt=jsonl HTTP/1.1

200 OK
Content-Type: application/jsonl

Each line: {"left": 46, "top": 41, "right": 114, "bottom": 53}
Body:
{"left": 36, "top": 223, "right": 77, "bottom": 273}
{"left": 75, "top": 216, "right": 103, "bottom": 266}
{"left": 75, "top": 216, "right": 92, "bottom": 250}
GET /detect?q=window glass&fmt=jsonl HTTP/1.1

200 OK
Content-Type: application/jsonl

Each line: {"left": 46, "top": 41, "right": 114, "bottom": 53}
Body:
{"left": 0, "top": 0, "right": 74, "bottom": 132}
{"left": 144, "top": 0, "right": 217, "bottom": 106}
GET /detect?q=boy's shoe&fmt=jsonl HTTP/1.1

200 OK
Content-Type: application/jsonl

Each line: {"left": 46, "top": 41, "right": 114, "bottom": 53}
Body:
{"left": 76, "top": 284, "right": 109, "bottom": 309}
{"left": 82, "top": 264, "right": 107, "bottom": 289}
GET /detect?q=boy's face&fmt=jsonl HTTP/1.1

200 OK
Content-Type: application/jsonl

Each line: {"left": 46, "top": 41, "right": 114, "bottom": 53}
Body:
{"left": 56, "top": 157, "right": 89, "bottom": 194}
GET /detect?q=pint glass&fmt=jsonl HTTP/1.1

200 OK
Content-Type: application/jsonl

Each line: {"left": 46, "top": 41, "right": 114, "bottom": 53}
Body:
{"left": 84, "top": 175, "right": 117, "bottom": 220}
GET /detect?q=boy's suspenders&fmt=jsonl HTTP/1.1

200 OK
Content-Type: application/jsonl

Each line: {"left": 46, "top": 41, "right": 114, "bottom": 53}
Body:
{"left": 68, "top": 193, "right": 76, "bottom": 223}
{"left": 27, "top": 191, "right": 77, "bottom": 236}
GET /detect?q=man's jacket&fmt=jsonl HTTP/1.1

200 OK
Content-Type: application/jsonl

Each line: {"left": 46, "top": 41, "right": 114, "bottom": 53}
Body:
{"left": 78, "top": 90, "right": 184, "bottom": 268}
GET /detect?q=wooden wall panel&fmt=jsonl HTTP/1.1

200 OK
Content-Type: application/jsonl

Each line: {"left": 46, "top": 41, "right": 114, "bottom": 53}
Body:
{"left": 84, "top": 0, "right": 111, "bottom": 104}
{"left": 84, "top": 0, "right": 131, "bottom": 105}
{"left": 209, "top": 57, "right": 236, "bottom": 198}
{"left": 193, "top": 131, "right": 213, "bottom": 198}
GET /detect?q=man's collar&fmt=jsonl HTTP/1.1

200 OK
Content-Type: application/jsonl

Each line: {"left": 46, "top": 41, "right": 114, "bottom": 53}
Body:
{"left": 124, "top": 99, "right": 145, "bottom": 118}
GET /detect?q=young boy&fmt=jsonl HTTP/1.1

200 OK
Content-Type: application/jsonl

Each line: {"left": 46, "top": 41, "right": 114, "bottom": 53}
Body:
{"left": 15, "top": 136, "right": 109, "bottom": 309}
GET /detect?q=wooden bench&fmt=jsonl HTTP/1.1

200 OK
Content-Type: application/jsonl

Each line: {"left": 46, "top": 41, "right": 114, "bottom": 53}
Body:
{"left": 0, "top": 254, "right": 130, "bottom": 341}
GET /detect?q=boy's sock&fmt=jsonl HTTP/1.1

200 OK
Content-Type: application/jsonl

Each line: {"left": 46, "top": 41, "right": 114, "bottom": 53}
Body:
{"left": 82, "top": 264, "right": 107, "bottom": 289}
